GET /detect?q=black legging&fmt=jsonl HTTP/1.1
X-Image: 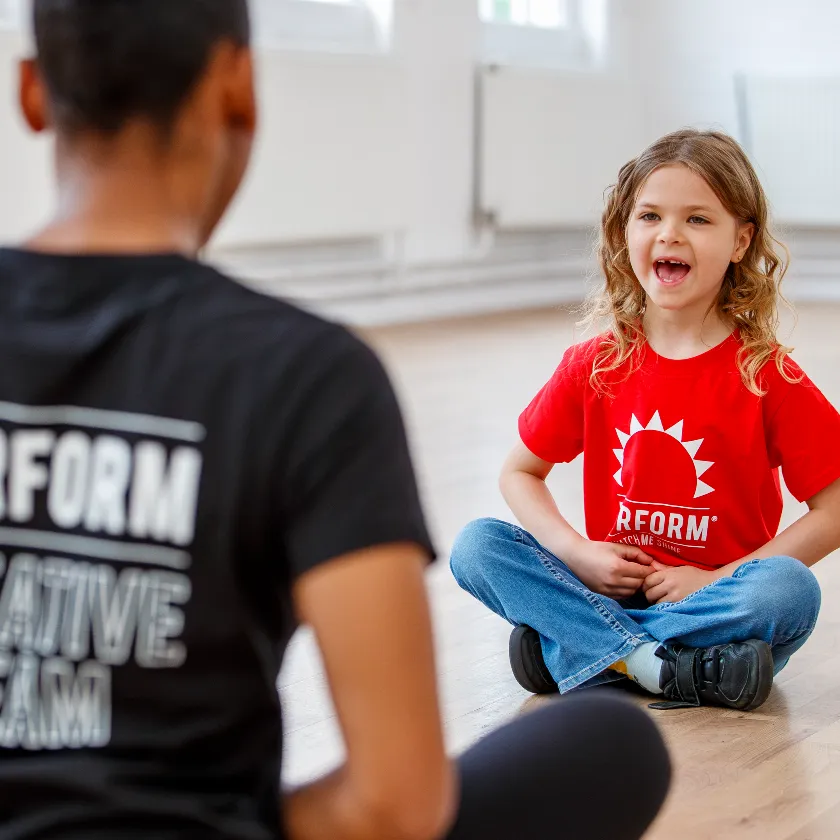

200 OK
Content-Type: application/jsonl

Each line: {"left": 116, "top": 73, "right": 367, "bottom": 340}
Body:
{"left": 447, "top": 692, "right": 671, "bottom": 840}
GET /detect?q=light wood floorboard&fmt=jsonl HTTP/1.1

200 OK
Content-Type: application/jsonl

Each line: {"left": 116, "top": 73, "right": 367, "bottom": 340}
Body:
{"left": 281, "top": 302, "right": 840, "bottom": 839}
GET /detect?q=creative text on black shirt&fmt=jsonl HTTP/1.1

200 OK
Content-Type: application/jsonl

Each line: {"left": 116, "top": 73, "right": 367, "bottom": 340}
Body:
{"left": 0, "top": 403, "right": 203, "bottom": 751}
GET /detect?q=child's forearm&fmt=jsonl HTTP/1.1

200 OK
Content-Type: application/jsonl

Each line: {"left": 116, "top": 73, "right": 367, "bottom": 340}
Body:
{"left": 716, "top": 506, "right": 840, "bottom": 578}
{"left": 500, "top": 469, "right": 586, "bottom": 564}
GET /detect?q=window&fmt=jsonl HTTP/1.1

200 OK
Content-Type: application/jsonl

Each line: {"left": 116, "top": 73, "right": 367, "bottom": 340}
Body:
{"left": 479, "top": 0, "right": 607, "bottom": 70}
{"left": 0, "top": 0, "right": 22, "bottom": 30}
{"left": 252, "top": 0, "right": 391, "bottom": 54}
{"left": 479, "top": 0, "right": 569, "bottom": 30}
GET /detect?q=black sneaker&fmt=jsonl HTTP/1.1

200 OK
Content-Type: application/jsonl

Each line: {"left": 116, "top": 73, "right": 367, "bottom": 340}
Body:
{"left": 509, "top": 625, "right": 558, "bottom": 695}
{"left": 649, "top": 639, "right": 774, "bottom": 711}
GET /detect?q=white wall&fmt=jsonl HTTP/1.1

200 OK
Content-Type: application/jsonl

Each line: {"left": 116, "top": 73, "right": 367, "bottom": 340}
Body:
{"left": 384, "top": 0, "right": 479, "bottom": 264}
{"left": 628, "top": 0, "right": 840, "bottom": 140}
{"left": 0, "top": 0, "right": 640, "bottom": 262}
{"left": 0, "top": 31, "right": 53, "bottom": 241}
{"left": 1, "top": 1, "right": 840, "bottom": 324}
{"left": 624, "top": 0, "right": 840, "bottom": 306}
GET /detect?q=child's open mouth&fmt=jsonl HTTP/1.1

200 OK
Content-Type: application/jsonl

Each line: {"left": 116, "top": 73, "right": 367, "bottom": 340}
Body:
{"left": 653, "top": 258, "right": 691, "bottom": 285}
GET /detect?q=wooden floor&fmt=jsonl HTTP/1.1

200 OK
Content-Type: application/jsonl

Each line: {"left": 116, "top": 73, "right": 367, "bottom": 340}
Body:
{"left": 280, "top": 302, "right": 840, "bottom": 839}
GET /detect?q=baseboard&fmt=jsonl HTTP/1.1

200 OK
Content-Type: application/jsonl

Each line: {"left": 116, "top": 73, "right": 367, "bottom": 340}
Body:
{"left": 302, "top": 272, "right": 589, "bottom": 327}
{"left": 209, "top": 226, "right": 840, "bottom": 327}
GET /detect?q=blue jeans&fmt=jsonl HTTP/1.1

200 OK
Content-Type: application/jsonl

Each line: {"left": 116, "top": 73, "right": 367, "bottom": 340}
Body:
{"left": 450, "top": 518, "right": 822, "bottom": 693}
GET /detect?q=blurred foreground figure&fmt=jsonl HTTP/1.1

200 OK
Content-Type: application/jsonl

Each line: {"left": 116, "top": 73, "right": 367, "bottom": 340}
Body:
{"left": 0, "top": 2, "right": 669, "bottom": 838}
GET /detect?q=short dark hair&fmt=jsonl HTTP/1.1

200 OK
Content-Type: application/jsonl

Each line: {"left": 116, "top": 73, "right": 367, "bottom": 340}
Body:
{"left": 33, "top": 0, "right": 251, "bottom": 136}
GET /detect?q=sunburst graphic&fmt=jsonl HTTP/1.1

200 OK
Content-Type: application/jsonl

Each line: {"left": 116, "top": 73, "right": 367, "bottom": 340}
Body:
{"left": 613, "top": 411, "right": 714, "bottom": 499}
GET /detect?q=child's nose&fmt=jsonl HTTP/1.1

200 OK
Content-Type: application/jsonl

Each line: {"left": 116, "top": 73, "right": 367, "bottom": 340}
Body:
{"left": 657, "top": 222, "right": 684, "bottom": 244}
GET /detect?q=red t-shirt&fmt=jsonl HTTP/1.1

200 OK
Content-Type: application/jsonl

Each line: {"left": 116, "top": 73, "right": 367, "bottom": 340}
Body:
{"left": 519, "top": 333, "right": 840, "bottom": 570}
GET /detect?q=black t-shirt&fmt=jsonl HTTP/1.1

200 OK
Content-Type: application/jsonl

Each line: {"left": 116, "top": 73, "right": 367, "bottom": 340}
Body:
{"left": 0, "top": 249, "right": 434, "bottom": 839}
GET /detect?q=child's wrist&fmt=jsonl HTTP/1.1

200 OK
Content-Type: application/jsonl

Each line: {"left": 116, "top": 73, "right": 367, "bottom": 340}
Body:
{"left": 560, "top": 534, "right": 588, "bottom": 570}
{"left": 711, "top": 559, "right": 746, "bottom": 581}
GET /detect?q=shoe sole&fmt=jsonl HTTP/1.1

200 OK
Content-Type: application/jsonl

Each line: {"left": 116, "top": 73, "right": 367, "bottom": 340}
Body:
{"left": 739, "top": 639, "right": 775, "bottom": 711}
{"left": 509, "top": 625, "right": 558, "bottom": 695}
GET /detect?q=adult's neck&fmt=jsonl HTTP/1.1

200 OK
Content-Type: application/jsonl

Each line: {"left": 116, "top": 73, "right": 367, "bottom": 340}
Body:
{"left": 26, "top": 128, "right": 205, "bottom": 257}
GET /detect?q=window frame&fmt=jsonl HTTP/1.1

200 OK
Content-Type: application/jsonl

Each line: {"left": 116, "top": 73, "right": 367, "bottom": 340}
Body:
{"left": 479, "top": 0, "right": 571, "bottom": 30}
{"left": 479, "top": 0, "right": 604, "bottom": 71}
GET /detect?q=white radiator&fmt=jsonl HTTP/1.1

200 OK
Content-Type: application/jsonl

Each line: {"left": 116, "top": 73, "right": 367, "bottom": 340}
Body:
{"left": 213, "top": 53, "right": 410, "bottom": 248}
{"left": 477, "top": 66, "right": 646, "bottom": 229}
{"left": 740, "top": 75, "right": 840, "bottom": 226}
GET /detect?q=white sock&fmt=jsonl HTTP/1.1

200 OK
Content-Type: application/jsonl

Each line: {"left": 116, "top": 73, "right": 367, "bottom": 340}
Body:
{"left": 610, "top": 641, "right": 664, "bottom": 695}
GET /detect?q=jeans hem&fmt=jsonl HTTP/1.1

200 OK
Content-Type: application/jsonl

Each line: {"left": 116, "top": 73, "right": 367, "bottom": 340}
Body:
{"left": 522, "top": 538, "right": 657, "bottom": 691}
{"left": 555, "top": 634, "right": 652, "bottom": 693}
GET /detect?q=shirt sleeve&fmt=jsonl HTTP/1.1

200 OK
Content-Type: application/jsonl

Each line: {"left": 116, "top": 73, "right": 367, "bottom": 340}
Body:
{"left": 268, "top": 327, "right": 435, "bottom": 580}
{"left": 765, "top": 361, "right": 840, "bottom": 503}
{"left": 518, "top": 343, "right": 588, "bottom": 464}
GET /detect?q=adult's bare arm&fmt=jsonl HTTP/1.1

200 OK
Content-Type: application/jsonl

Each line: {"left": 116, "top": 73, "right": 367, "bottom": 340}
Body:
{"left": 285, "top": 543, "right": 458, "bottom": 840}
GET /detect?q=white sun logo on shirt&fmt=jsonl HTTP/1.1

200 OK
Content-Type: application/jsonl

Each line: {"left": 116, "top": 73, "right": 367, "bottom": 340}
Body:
{"left": 613, "top": 411, "right": 715, "bottom": 499}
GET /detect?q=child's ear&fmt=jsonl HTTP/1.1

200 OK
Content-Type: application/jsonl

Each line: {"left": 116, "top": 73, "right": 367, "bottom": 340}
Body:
{"left": 733, "top": 221, "right": 755, "bottom": 263}
{"left": 18, "top": 58, "right": 50, "bottom": 133}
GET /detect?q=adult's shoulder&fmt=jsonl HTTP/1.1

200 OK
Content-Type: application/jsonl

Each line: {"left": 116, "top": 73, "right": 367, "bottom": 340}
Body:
{"left": 181, "top": 263, "right": 353, "bottom": 341}
{"left": 171, "top": 262, "right": 380, "bottom": 380}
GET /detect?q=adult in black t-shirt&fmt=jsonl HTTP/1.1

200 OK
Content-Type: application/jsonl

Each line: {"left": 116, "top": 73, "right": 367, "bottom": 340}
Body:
{"left": 0, "top": 2, "right": 670, "bottom": 838}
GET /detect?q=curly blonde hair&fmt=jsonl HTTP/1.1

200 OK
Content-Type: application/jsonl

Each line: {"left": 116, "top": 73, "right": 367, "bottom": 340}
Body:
{"left": 583, "top": 129, "right": 795, "bottom": 396}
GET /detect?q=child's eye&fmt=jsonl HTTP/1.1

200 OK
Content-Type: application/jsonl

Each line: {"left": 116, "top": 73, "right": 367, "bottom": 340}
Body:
{"left": 688, "top": 216, "right": 709, "bottom": 224}
{"left": 640, "top": 212, "right": 659, "bottom": 222}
